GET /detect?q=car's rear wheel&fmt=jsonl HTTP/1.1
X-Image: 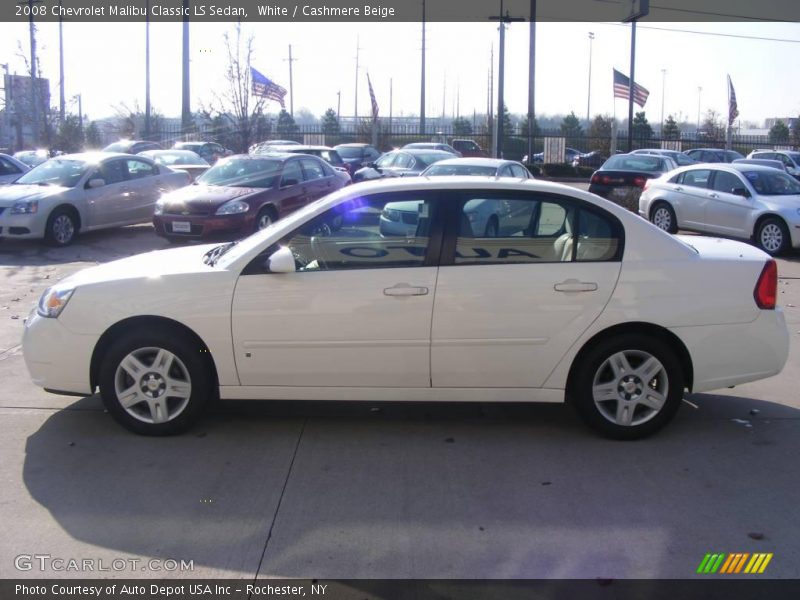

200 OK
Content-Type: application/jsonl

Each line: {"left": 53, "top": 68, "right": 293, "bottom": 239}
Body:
{"left": 650, "top": 202, "right": 677, "bottom": 234}
{"left": 44, "top": 207, "right": 79, "bottom": 246}
{"left": 570, "top": 334, "right": 684, "bottom": 440}
{"left": 755, "top": 217, "right": 789, "bottom": 256}
{"left": 99, "top": 330, "right": 212, "bottom": 435}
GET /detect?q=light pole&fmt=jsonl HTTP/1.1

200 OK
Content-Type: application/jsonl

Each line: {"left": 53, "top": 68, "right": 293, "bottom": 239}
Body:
{"left": 660, "top": 69, "right": 666, "bottom": 136}
{"left": 490, "top": 0, "right": 523, "bottom": 158}
{"left": 420, "top": 0, "right": 426, "bottom": 135}
{"left": 181, "top": 0, "right": 191, "bottom": 133}
{"left": 526, "top": 0, "right": 536, "bottom": 165}
{"left": 354, "top": 36, "right": 360, "bottom": 121}
{"left": 284, "top": 44, "right": 297, "bottom": 118}
{"left": 336, "top": 90, "right": 341, "bottom": 120}
{"left": 58, "top": 0, "right": 65, "bottom": 123}
{"left": 145, "top": 0, "right": 151, "bottom": 138}
{"left": 697, "top": 86, "right": 702, "bottom": 132}
{"left": 586, "top": 31, "right": 594, "bottom": 125}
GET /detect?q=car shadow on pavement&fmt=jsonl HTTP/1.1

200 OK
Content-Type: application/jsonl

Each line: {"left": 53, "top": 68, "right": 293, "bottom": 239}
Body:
{"left": 19, "top": 392, "right": 800, "bottom": 578}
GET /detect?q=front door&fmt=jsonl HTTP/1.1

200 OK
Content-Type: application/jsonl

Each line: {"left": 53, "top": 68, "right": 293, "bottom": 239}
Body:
{"left": 231, "top": 190, "right": 442, "bottom": 387}
{"left": 703, "top": 169, "right": 752, "bottom": 237}
{"left": 85, "top": 158, "right": 130, "bottom": 228}
{"left": 276, "top": 159, "right": 307, "bottom": 216}
{"left": 431, "top": 190, "right": 623, "bottom": 389}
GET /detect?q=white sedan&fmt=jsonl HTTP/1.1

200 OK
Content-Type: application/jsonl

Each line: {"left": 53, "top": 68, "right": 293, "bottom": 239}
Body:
{"left": 0, "top": 152, "right": 190, "bottom": 245}
{"left": 22, "top": 177, "right": 789, "bottom": 439}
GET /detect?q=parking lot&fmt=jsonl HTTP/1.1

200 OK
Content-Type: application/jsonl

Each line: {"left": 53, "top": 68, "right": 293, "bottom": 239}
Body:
{"left": 1, "top": 208, "right": 799, "bottom": 580}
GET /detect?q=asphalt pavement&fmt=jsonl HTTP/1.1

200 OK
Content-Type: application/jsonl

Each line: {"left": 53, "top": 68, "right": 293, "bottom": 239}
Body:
{"left": 1, "top": 216, "right": 799, "bottom": 580}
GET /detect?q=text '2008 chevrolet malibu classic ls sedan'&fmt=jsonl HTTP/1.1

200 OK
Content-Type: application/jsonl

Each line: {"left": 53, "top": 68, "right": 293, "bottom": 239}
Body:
{"left": 22, "top": 177, "right": 789, "bottom": 439}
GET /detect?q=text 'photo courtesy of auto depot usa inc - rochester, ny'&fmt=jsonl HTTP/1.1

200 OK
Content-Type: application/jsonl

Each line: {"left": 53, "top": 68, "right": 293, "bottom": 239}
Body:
{"left": 2, "top": 1, "right": 800, "bottom": 600}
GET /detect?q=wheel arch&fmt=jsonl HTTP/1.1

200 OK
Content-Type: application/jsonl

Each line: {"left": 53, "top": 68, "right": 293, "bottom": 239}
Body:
{"left": 89, "top": 315, "right": 219, "bottom": 394}
{"left": 566, "top": 321, "right": 694, "bottom": 396}
{"left": 48, "top": 203, "right": 83, "bottom": 231}
{"left": 648, "top": 198, "right": 673, "bottom": 219}
{"left": 752, "top": 212, "right": 788, "bottom": 240}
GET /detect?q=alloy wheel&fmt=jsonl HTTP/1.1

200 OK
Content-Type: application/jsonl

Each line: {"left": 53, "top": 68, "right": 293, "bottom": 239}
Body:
{"left": 652, "top": 207, "right": 672, "bottom": 231}
{"left": 52, "top": 214, "right": 75, "bottom": 245}
{"left": 759, "top": 223, "right": 783, "bottom": 254}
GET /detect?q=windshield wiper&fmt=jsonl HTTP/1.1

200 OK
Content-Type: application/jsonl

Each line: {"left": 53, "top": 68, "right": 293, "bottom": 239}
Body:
{"left": 203, "top": 241, "right": 238, "bottom": 266}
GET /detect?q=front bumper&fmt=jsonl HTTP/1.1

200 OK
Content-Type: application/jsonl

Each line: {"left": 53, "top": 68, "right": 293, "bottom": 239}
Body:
{"left": 22, "top": 309, "right": 96, "bottom": 396}
{"left": 153, "top": 212, "right": 252, "bottom": 241}
{"left": 0, "top": 209, "right": 46, "bottom": 239}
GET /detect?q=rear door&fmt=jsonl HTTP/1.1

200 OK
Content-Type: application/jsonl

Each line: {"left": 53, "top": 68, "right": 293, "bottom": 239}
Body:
{"left": 670, "top": 168, "right": 711, "bottom": 229}
{"left": 124, "top": 158, "right": 162, "bottom": 222}
{"left": 300, "top": 157, "right": 334, "bottom": 201}
{"left": 431, "top": 189, "right": 623, "bottom": 389}
{"left": 704, "top": 169, "right": 752, "bottom": 237}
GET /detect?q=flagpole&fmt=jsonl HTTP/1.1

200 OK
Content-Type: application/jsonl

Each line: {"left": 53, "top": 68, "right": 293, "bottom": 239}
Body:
{"left": 627, "top": 20, "right": 636, "bottom": 152}
{"left": 726, "top": 75, "right": 732, "bottom": 151}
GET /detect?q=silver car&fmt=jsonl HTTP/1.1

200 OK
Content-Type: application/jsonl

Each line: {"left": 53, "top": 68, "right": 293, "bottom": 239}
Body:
{"left": 421, "top": 157, "right": 532, "bottom": 179}
{"left": 0, "top": 153, "right": 30, "bottom": 185}
{"left": 639, "top": 163, "right": 800, "bottom": 256}
{"left": 0, "top": 152, "right": 190, "bottom": 246}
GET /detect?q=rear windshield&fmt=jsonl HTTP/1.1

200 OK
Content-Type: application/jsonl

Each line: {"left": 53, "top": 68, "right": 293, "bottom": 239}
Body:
{"left": 335, "top": 147, "right": 363, "bottom": 158}
{"left": 602, "top": 155, "right": 666, "bottom": 172}
{"left": 425, "top": 164, "right": 497, "bottom": 176}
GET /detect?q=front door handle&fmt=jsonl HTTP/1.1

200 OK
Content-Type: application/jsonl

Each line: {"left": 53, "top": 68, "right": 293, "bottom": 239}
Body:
{"left": 674, "top": 186, "right": 683, "bottom": 192}
{"left": 708, "top": 192, "right": 719, "bottom": 198}
{"left": 554, "top": 279, "right": 598, "bottom": 293}
{"left": 384, "top": 283, "right": 429, "bottom": 297}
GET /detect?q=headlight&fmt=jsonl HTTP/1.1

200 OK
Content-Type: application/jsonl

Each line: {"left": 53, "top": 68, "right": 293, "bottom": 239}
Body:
{"left": 154, "top": 198, "right": 165, "bottom": 215}
{"left": 215, "top": 200, "right": 249, "bottom": 215}
{"left": 37, "top": 286, "right": 75, "bottom": 318}
{"left": 10, "top": 200, "right": 38, "bottom": 214}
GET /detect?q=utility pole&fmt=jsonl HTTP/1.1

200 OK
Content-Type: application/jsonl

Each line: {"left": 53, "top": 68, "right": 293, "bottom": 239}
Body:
{"left": 626, "top": 21, "right": 637, "bottom": 151}
{"left": 420, "top": 0, "right": 426, "bottom": 135}
{"left": 489, "top": 45, "right": 494, "bottom": 156}
{"left": 336, "top": 90, "right": 341, "bottom": 120}
{"left": 58, "top": 0, "right": 65, "bottom": 124}
{"left": 527, "top": 0, "right": 536, "bottom": 163}
{"left": 181, "top": 0, "right": 191, "bottom": 134}
{"left": 696, "top": 86, "right": 702, "bottom": 132}
{"left": 586, "top": 31, "right": 594, "bottom": 125}
{"left": 441, "top": 73, "right": 446, "bottom": 122}
{"left": 145, "top": 0, "right": 151, "bottom": 138}
{"left": 660, "top": 68, "right": 666, "bottom": 136}
{"left": 76, "top": 93, "right": 82, "bottom": 131}
{"left": 490, "top": 0, "right": 523, "bottom": 158}
{"left": 389, "top": 78, "right": 393, "bottom": 132}
{"left": 285, "top": 44, "right": 297, "bottom": 117}
{"left": 354, "top": 36, "right": 360, "bottom": 120}
{"left": 28, "top": 0, "right": 40, "bottom": 146}
{"left": 1, "top": 63, "right": 10, "bottom": 151}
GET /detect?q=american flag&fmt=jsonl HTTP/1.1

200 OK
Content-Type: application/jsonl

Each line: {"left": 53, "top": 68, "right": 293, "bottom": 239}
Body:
{"left": 250, "top": 67, "right": 287, "bottom": 108}
{"left": 367, "top": 73, "right": 379, "bottom": 122}
{"left": 613, "top": 68, "right": 649, "bottom": 108}
{"left": 727, "top": 75, "right": 739, "bottom": 125}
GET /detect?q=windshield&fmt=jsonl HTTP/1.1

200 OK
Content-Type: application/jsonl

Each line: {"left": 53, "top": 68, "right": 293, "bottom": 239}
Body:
{"left": 425, "top": 164, "right": 498, "bottom": 176}
{"left": 15, "top": 158, "right": 88, "bottom": 187}
{"left": 415, "top": 153, "right": 450, "bottom": 168}
{"left": 103, "top": 142, "right": 130, "bottom": 152}
{"left": 602, "top": 155, "right": 666, "bottom": 172}
{"left": 14, "top": 151, "right": 48, "bottom": 167}
{"left": 335, "top": 147, "right": 363, "bottom": 158}
{"left": 196, "top": 157, "right": 281, "bottom": 188}
{"left": 143, "top": 151, "right": 208, "bottom": 166}
{"left": 785, "top": 152, "right": 800, "bottom": 163}
{"left": 742, "top": 170, "right": 800, "bottom": 195}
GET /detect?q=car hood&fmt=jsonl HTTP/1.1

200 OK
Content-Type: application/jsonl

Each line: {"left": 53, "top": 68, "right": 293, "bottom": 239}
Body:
{"left": 0, "top": 184, "right": 70, "bottom": 206}
{"left": 61, "top": 244, "right": 220, "bottom": 288}
{"left": 159, "top": 183, "right": 263, "bottom": 209}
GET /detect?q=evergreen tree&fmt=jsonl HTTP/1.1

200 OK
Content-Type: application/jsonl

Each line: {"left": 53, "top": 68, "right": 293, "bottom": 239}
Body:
{"left": 769, "top": 119, "right": 790, "bottom": 143}
{"left": 321, "top": 108, "right": 340, "bottom": 135}
{"left": 54, "top": 115, "right": 85, "bottom": 153}
{"left": 520, "top": 114, "right": 540, "bottom": 137}
{"left": 588, "top": 115, "right": 613, "bottom": 154}
{"left": 560, "top": 111, "right": 583, "bottom": 138}
{"left": 276, "top": 110, "right": 299, "bottom": 136}
{"left": 452, "top": 117, "right": 472, "bottom": 135}
{"left": 662, "top": 115, "right": 680, "bottom": 140}
{"left": 632, "top": 111, "right": 653, "bottom": 140}
{"left": 84, "top": 121, "right": 102, "bottom": 149}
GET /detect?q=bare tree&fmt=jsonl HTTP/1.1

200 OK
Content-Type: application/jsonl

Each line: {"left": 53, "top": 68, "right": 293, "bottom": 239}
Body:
{"left": 206, "top": 24, "right": 272, "bottom": 152}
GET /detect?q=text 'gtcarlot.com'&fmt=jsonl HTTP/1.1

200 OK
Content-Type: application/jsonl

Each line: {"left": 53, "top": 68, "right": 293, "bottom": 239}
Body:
{"left": 14, "top": 554, "right": 194, "bottom": 572}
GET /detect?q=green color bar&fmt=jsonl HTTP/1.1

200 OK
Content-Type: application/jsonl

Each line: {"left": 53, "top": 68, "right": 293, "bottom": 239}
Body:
{"left": 697, "top": 554, "right": 713, "bottom": 573}
{"left": 710, "top": 554, "right": 726, "bottom": 573}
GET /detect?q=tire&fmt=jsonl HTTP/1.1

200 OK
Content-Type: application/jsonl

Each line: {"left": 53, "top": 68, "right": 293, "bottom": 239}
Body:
{"left": 650, "top": 202, "right": 678, "bottom": 234}
{"left": 484, "top": 216, "right": 499, "bottom": 238}
{"left": 44, "top": 207, "right": 79, "bottom": 246}
{"left": 755, "top": 217, "right": 789, "bottom": 256}
{"left": 254, "top": 206, "right": 275, "bottom": 232}
{"left": 570, "top": 334, "right": 684, "bottom": 440}
{"left": 99, "top": 329, "right": 213, "bottom": 435}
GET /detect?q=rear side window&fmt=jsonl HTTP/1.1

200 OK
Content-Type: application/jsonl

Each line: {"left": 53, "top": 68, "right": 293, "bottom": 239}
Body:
{"left": 300, "top": 158, "right": 326, "bottom": 180}
{"left": 452, "top": 193, "right": 622, "bottom": 265}
{"left": 680, "top": 169, "right": 711, "bottom": 188}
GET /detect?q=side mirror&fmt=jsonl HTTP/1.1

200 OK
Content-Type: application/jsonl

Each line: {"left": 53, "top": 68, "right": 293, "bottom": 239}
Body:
{"left": 281, "top": 178, "right": 299, "bottom": 188}
{"left": 87, "top": 178, "right": 105, "bottom": 188}
{"left": 732, "top": 187, "right": 750, "bottom": 198}
{"left": 267, "top": 246, "right": 296, "bottom": 273}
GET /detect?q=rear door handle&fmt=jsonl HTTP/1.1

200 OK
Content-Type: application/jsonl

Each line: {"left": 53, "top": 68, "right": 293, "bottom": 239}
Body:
{"left": 554, "top": 279, "right": 598, "bottom": 293}
{"left": 708, "top": 192, "right": 719, "bottom": 198}
{"left": 384, "top": 283, "right": 429, "bottom": 297}
{"left": 674, "top": 186, "right": 683, "bottom": 192}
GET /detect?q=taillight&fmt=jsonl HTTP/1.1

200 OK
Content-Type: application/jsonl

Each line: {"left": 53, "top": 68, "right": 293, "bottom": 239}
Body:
{"left": 633, "top": 176, "right": 647, "bottom": 188}
{"left": 590, "top": 173, "right": 600, "bottom": 184}
{"left": 642, "top": 178, "right": 652, "bottom": 191}
{"left": 754, "top": 259, "right": 778, "bottom": 309}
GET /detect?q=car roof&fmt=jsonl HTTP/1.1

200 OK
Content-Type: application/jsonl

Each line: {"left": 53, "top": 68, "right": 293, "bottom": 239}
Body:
{"left": 426, "top": 157, "right": 516, "bottom": 167}
{"left": 235, "top": 152, "right": 314, "bottom": 162}
{"left": 49, "top": 152, "right": 139, "bottom": 162}
{"left": 392, "top": 149, "right": 455, "bottom": 156}
{"left": 334, "top": 143, "right": 373, "bottom": 148}
{"left": 285, "top": 145, "right": 335, "bottom": 151}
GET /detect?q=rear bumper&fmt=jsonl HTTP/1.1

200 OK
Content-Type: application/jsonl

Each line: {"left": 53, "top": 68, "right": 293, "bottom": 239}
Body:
{"left": 671, "top": 309, "right": 790, "bottom": 392}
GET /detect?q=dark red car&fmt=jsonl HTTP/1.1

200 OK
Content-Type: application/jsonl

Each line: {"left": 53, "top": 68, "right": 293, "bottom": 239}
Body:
{"left": 153, "top": 153, "right": 349, "bottom": 241}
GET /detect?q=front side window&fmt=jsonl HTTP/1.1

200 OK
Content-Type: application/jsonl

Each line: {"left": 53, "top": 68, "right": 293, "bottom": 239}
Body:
{"left": 375, "top": 153, "right": 396, "bottom": 168}
{"left": 453, "top": 193, "right": 621, "bottom": 265}
{"left": 393, "top": 154, "right": 415, "bottom": 169}
{"left": 280, "top": 161, "right": 303, "bottom": 187}
{"left": 711, "top": 171, "right": 744, "bottom": 194}
{"left": 96, "top": 160, "right": 127, "bottom": 185}
{"left": 279, "top": 193, "right": 436, "bottom": 272}
{"left": 0, "top": 157, "right": 21, "bottom": 176}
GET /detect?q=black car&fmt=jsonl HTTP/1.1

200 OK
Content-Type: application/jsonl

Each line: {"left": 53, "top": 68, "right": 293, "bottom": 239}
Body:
{"left": 352, "top": 149, "right": 453, "bottom": 182}
{"left": 102, "top": 140, "right": 163, "bottom": 154}
{"left": 589, "top": 153, "right": 677, "bottom": 203}
{"left": 572, "top": 151, "right": 607, "bottom": 168}
{"left": 173, "top": 141, "right": 232, "bottom": 164}
{"left": 684, "top": 148, "right": 744, "bottom": 163}
{"left": 631, "top": 148, "right": 697, "bottom": 167}
{"left": 334, "top": 143, "right": 381, "bottom": 170}
{"left": 257, "top": 145, "right": 350, "bottom": 176}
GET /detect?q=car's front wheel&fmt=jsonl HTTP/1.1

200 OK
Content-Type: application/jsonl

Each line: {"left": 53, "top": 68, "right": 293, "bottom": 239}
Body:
{"left": 755, "top": 217, "right": 789, "bottom": 256}
{"left": 254, "top": 207, "right": 275, "bottom": 232}
{"left": 44, "top": 207, "right": 79, "bottom": 246}
{"left": 99, "top": 329, "right": 212, "bottom": 435}
{"left": 570, "top": 334, "right": 684, "bottom": 440}
{"left": 650, "top": 202, "right": 678, "bottom": 234}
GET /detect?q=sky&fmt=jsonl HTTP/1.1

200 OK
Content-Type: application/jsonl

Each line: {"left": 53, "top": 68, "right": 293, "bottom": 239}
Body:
{"left": 1, "top": 20, "right": 799, "bottom": 126}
